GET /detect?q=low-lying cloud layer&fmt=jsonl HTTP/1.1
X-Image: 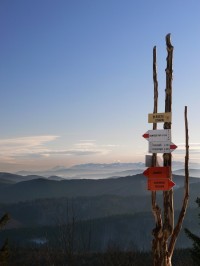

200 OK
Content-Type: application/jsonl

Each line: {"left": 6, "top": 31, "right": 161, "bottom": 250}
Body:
{"left": 173, "top": 142, "right": 200, "bottom": 162}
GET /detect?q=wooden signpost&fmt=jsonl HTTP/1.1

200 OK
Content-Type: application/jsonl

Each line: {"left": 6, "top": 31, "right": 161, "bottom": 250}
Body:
{"left": 142, "top": 34, "right": 189, "bottom": 266}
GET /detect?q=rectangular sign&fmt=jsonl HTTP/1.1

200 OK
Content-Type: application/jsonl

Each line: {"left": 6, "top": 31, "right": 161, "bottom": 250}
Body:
{"left": 148, "top": 141, "right": 177, "bottom": 153}
{"left": 148, "top": 112, "right": 171, "bottom": 123}
{"left": 143, "top": 166, "right": 170, "bottom": 179}
{"left": 147, "top": 129, "right": 171, "bottom": 142}
{"left": 148, "top": 178, "right": 175, "bottom": 191}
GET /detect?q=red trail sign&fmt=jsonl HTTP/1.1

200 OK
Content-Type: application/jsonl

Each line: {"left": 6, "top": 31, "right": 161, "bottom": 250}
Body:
{"left": 143, "top": 166, "right": 170, "bottom": 179}
{"left": 148, "top": 178, "right": 175, "bottom": 191}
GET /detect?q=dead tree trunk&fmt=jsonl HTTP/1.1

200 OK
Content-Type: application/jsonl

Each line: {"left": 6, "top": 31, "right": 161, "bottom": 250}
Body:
{"left": 168, "top": 106, "right": 189, "bottom": 257}
{"left": 160, "top": 33, "right": 174, "bottom": 266}
{"left": 151, "top": 34, "right": 190, "bottom": 266}
{"left": 151, "top": 46, "right": 163, "bottom": 265}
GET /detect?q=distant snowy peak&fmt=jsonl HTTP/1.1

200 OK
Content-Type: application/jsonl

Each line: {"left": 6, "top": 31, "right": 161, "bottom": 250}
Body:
{"left": 15, "top": 162, "right": 200, "bottom": 180}
{"left": 69, "top": 162, "right": 145, "bottom": 170}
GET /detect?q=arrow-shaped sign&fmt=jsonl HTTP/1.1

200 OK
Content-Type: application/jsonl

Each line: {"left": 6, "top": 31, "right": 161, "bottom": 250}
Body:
{"left": 149, "top": 142, "right": 177, "bottom": 153}
{"left": 142, "top": 129, "right": 171, "bottom": 142}
{"left": 148, "top": 178, "right": 175, "bottom": 191}
{"left": 143, "top": 166, "right": 170, "bottom": 179}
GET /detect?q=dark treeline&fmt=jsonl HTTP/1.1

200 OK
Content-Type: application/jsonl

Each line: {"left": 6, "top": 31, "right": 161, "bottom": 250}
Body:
{"left": 6, "top": 247, "right": 193, "bottom": 266}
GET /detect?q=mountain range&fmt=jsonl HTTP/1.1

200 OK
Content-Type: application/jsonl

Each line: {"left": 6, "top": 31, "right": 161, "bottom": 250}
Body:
{"left": 13, "top": 162, "right": 200, "bottom": 179}
{"left": 16, "top": 162, "right": 145, "bottom": 179}
{"left": 0, "top": 166, "right": 200, "bottom": 251}
{"left": 0, "top": 171, "right": 200, "bottom": 204}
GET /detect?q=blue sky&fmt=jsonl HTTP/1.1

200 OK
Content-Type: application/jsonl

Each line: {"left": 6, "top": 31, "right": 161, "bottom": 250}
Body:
{"left": 0, "top": 0, "right": 200, "bottom": 171}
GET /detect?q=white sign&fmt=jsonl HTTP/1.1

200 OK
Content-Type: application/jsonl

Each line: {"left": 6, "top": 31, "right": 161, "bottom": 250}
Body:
{"left": 148, "top": 129, "right": 171, "bottom": 142}
{"left": 149, "top": 141, "right": 177, "bottom": 153}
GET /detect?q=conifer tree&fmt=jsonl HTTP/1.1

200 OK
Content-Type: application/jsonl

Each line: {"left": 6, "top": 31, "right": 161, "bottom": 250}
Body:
{"left": 185, "top": 198, "right": 200, "bottom": 265}
{"left": 0, "top": 213, "right": 9, "bottom": 266}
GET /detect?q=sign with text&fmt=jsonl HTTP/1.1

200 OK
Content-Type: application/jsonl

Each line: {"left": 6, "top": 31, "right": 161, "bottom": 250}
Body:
{"left": 148, "top": 112, "right": 171, "bottom": 123}
{"left": 148, "top": 178, "right": 175, "bottom": 191}
{"left": 143, "top": 166, "right": 170, "bottom": 179}
{"left": 149, "top": 142, "right": 177, "bottom": 153}
{"left": 143, "top": 129, "right": 171, "bottom": 142}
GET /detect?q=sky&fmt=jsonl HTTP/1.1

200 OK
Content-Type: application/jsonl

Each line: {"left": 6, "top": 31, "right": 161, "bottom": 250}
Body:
{"left": 0, "top": 0, "right": 200, "bottom": 172}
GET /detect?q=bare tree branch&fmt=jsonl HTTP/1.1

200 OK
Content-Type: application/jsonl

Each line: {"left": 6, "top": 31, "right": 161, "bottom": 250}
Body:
{"left": 168, "top": 106, "right": 189, "bottom": 257}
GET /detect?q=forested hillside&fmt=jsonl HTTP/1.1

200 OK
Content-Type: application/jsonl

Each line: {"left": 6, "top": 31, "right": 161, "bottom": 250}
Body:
{"left": 0, "top": 173, "right": 199, "bottom": 256}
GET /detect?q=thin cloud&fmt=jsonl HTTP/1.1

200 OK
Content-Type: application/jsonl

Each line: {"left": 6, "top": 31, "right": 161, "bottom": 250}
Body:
{"left": 75, "top": 142, "right": 96, "bottom": 148}
{"left": 0, "top": 136, "right": 116, "bottom": 162}
{"left": 38, "top": 149, "right": 102, "bottom": 156}
{"left": 101, "top": 144, "right": 119, "bottom": 148}
{"left": 66, "top": 149, "right": 104, "bottom": 156}
{"left": 175, "top": 142, "right": 200, "bottom": 154}
{"left": 71, "top": 141, "right": 118, "bottom": 156}
{"left": 0, "top": 135, "right": 58, "bottom": 148}
{"left": 79, "top": 140, "right": 96, "bottom": 142}
{"left": 0, "top": 135, "right": 59, "bottom": 161}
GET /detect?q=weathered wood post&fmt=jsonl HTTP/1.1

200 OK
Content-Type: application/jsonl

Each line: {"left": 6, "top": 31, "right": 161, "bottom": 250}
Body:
{"left": 144, "top": 34, "right": 190, "bottom": 266}
{"left": 168, "top": 106, "right": 189, "bottom": 257}
{"left": 161, "top": 33, "right": 174, "bottom": 266}
{"left": 151, "top": 46, "right": 163, "bottom": 265}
